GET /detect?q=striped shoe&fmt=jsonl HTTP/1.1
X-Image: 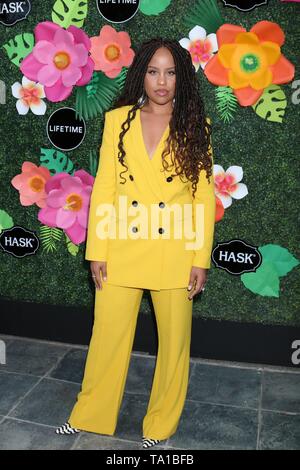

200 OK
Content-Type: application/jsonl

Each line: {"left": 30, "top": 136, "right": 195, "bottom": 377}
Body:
{"left": 142, "top": 436, "right": 162, "bottom": 448}
{"left": 55, "top": 422, "right": 81, "bottom": 435}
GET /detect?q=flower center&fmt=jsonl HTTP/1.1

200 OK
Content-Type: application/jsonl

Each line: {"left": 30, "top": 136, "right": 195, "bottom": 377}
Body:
{"left": 190, "top": 40, "right": 211, "bottom": 63}
{"left": 240, "top": 53, "right": 260, "bottom": 73}
{"left": 53, "top": 51, "right": 70, "bottom": 70}
{"left": 29, "top": 176, "right": 44, "bottom": 192}
{"left": 64, "top": 193, "right": 82, "bottom": 211}
{"left": 104, "top": 44, "right": 120, "bottom": 62}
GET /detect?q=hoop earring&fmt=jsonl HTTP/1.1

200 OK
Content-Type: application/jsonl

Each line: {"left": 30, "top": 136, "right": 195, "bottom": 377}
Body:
{"left": 138, "top": 91, "right": 147, "bottom": 108}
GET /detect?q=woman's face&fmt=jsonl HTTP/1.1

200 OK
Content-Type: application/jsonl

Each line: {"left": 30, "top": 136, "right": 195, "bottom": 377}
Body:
{"left": 143, "top": 46, "right": 176, "bottom": 107}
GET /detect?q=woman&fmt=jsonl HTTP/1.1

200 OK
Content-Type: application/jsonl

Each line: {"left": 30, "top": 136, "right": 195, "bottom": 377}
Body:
{"left": 55, "top": 37, "right": 216, "bottom": 449}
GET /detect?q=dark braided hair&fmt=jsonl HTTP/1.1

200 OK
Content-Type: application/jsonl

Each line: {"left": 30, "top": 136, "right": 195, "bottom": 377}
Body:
{"left": 107, "top": 37, "right": 213, "bottom": 198}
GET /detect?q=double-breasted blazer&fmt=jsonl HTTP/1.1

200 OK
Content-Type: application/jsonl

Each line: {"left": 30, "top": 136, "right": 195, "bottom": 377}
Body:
{"left": 85, "top": 105, "right": 216, "bottom": 290}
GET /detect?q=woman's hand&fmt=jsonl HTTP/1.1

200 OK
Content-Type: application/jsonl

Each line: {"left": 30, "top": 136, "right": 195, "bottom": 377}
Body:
{"left": 187, "top": 266, "right": 207, "bottom": 300}
{"left": 90, "top": 261, "right": 107, "bottom": 290}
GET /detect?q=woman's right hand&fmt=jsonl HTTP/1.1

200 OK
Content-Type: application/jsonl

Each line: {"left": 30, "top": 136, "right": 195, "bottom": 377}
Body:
{"left": 90, "top": 261, "right": 107, "bottom": 290}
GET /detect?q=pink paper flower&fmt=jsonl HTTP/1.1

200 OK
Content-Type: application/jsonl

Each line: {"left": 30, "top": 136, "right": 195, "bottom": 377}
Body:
{"left": 38, "top": 170, "right": 94, "bottom": 244}
{"left": 90, "top": 25, "right": 135, "bottom": 78}
{"left": 11, "top": 162, "right": 51, "bottom": 208}
{"left": 214, "top": 165, "right": 248, "bottom": 209}
{"left": 20, "top": 21, "right": 94, "bottom": 102}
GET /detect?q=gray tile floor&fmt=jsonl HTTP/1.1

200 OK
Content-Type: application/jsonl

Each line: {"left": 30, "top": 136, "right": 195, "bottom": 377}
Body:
{"left": 0, "top": 334, "right": 299, "bottom": 450}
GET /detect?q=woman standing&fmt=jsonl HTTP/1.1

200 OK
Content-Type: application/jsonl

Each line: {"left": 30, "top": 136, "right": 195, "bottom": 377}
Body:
{"left": 56, "top": 38, "right": 216, "bottom": 449}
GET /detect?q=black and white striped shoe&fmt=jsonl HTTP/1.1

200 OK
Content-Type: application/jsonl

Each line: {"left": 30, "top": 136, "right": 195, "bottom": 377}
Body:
{"left": 55, "top": 422, "right": 81, "bottom": 435}
{"left": 142, "top": 436, "right": 162, "bottom": 448}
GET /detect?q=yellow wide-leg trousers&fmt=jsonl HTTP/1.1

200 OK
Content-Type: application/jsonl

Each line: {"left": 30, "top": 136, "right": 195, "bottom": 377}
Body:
{"left": 68, "top": 281, "right": 193, "bottom": 440}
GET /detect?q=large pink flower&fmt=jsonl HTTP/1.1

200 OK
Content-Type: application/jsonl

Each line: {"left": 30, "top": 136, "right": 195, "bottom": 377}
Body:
{"left": 11, "top": 162, "right": 51, "bottom": 208}
{"left": 38, "top": 170, "right": 94, "bottom": 244}
{"left": 20, "top": 21, "right": 94, "bottom": 102}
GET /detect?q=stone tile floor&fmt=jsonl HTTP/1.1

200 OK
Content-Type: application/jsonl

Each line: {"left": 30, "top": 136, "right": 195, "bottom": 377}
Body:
{"left": 0, "top": 334, "right": 299, "bottom": 450}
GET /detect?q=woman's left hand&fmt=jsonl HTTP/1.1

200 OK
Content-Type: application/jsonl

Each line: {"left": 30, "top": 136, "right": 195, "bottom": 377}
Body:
{"left": 187, "top": 267, "right": 207, "bottom": 300}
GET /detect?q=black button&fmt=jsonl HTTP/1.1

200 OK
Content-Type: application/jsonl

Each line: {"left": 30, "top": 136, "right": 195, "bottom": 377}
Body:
{"left": 129, "top": 175, "right": 134, "bottom": 181}
{"left": 132, "top": 226, "right": 138, "bottom": 233}
{"left": 132, "top": 200, "right": 138, "bottom": 206}
{"left": 158, "top": 227, "right": 164, "bottom": 234}
{"left": 159, "top": 202, "right": 165, "bottom": 208}
{"left": 166, "top": 176, "right": 173, "bottom": 182}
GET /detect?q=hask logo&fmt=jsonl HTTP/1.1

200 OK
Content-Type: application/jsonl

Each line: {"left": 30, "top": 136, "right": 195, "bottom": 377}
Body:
{"left": 212, "top": 239, "right": 262, "bottom": 275}
{"left": 0, "top": 225, "right": 39, "bottom": 258}
{"left": 222, "top": 0, "right": 268, "bottom": 11}
{"left": 0, "top": 1, "right": 31, "bottom": 26}
{"left": 96, "top": 0, "right": 140, "bottom": 23}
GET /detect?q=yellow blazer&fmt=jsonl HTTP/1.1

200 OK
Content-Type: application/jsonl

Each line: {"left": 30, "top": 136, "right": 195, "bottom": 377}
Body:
{"left": 85, "top": 105, "right": 216, "bottom": 290}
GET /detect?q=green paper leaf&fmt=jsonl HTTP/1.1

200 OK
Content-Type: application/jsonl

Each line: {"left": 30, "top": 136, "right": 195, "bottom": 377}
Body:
{"left": 65, "top": 234, "right": 79, "bottom": 256}
{"left": 52, "top": 0, "right": 88, "bottom": 28}
{"left": 241, "top": 261, "right": 280, "bottom": 297}
{"left": 2, "top": 33, "right": 34, "bottom": 67}
{"left": 140, "top": 0, "right": 172, "bottom": 15}
{"left": 40, "top": 148, "right": 76, "bottom": 176}
{"left": 183, "top": 0, "right": 225, "bottom": 34}
{"left": 89, "top": 149, "right": 98, "bottom": 177}
{"left": 258, "top": 244, "right": 299, "bottom": 277}
{"left": 215, "top": 86, "right": 238, "bottom": 123}
{"left": 39, "top": 225, "right": 62, "bottom": 253}
{"left": 0, "top": 210, "right": 14, "bottom": 232}
{"left": 252, "top": 85, "right": 287, "bottom": 123}
{"left": 76, "top": 69, "right": 128, "bottom": 121}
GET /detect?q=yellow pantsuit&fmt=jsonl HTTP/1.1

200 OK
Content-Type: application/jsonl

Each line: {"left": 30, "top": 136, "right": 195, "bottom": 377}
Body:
{"left": 67, "top": 105, "right": 216, "bottom": 439}
{"left": 68, "top": 282, "right": 193, "bottom": 440}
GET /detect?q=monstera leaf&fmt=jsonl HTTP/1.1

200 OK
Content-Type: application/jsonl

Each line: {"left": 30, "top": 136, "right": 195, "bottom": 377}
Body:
{"left": 2, "top": 33, "right": 34, "bottom": 67}
{"left": 52, "top": 0, "right": 88, "bottom": 28}
{"left": 252, "top": 85, "right": 287, "bottom": 123}
{"left": 40, "top": 148, "right": 76, "bottom": 175}
{"left": 0, "top": 210, "right": 14, "bottom": 232}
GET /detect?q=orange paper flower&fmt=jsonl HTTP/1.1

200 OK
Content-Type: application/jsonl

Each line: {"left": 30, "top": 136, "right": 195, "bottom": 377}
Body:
{"left": 90, "top": 25, "right": 135, "bottom": 78}
{"left": 204, "top": 21, "right": 295, "bottom": 106}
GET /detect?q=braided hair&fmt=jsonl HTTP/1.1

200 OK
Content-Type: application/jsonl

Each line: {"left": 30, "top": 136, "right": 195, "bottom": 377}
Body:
{"left": 107, "top": 37, "right": 213, "bottom": 198}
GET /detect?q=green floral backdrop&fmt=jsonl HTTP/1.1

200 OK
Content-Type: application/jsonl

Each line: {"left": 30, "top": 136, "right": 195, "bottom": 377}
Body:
{"left": 0, "top": 0, "right": 299, "bottom": 326}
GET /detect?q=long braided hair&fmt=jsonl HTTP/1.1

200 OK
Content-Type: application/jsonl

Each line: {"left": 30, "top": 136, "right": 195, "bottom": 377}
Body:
{"left": 107, "top": 37, "right": 213, "bottom": 198}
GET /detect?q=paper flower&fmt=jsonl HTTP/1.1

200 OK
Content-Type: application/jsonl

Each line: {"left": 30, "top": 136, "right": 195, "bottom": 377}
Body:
{"left": 214, "top": 165, "right": 248, "bottom": 209}
{"left": 37, "top": 170, "right": 94, "bottom": 244}
{"left": 11, "top": 162, "right": 51, "bottom": 208}
{"left": 179, "top": 25, "right": 218, "bottom": 72}
{"left": 20, "top": 21, "right": 94, "bottom": 102}
{"left": 204, "top": 21, "right": 295, "bottom": 106}
{"left": 11, "top": 76, "right": 46, "bottom": 115}
{"left": 216, "top": 196, "right": 225, "bottom": 222}
{"left": 89, "top": 25, "right": 135, "bottom": 78}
